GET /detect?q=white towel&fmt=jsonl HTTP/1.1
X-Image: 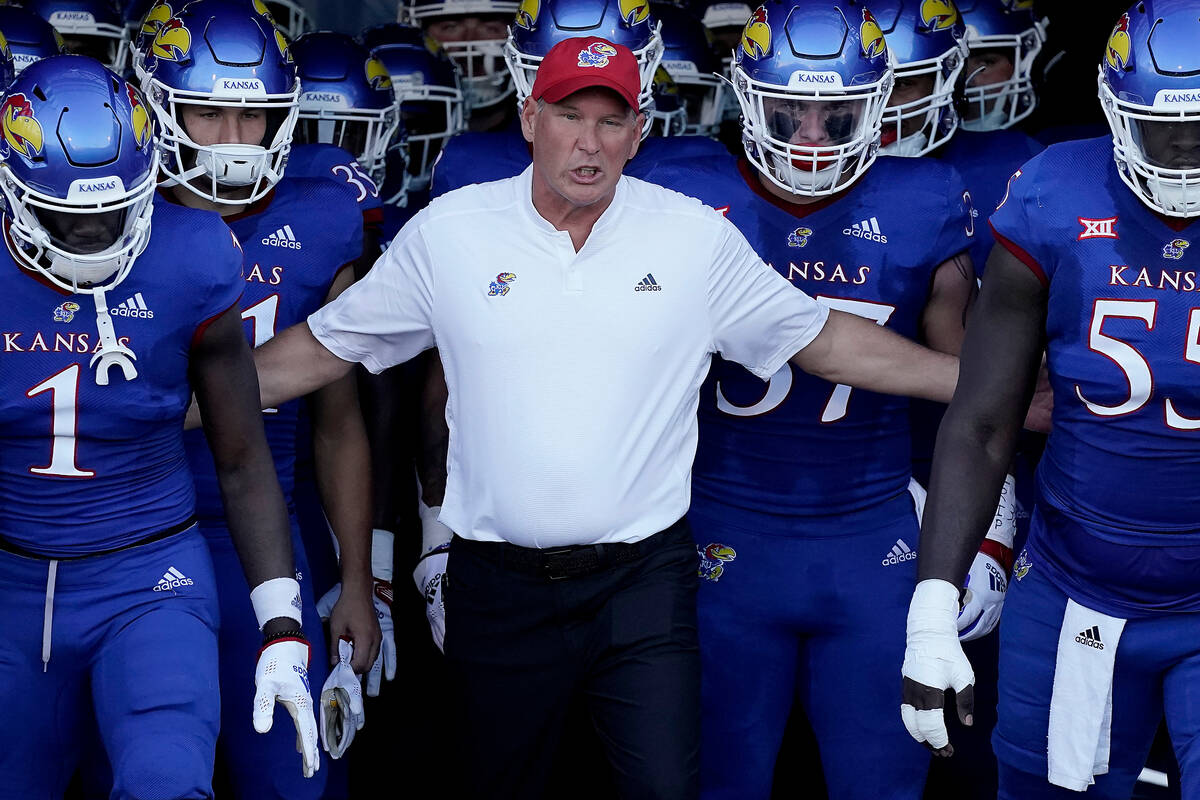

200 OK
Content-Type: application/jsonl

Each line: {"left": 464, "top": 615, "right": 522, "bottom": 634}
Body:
{"left": 1047, "top": 599, "right": 1127, "bottom": 791}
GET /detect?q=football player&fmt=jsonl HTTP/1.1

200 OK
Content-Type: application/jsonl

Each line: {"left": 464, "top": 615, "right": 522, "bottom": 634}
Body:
{"left": 25, "top": 0, "right": 128, "bottom": 69}
{"left": 900, "top": 2, "right": 1200, "bottom": 797}
{"left": 640, "top": 0, "right": 976, "bottom": 796}
{"left": 0, "top": 54, "right": 314, "bottom": 797}
{"left": 0, "top": 4, "right": 68, "bottom": 77}
{"left": 138, "top": 1, "right": 380, "bottom": 795}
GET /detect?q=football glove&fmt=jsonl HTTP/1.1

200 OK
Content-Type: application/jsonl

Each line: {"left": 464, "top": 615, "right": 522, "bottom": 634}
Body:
{"left": 901, "top": 579, "right": 975, "bottom": 752}
{"left": 957, "top": 474, "right": 1016, "bottom": 641}
{"left": 316, "top": 529, "right": 396, "bottom": 696}
{"left": 320, "top": 638, "right": 365, "bottom": 759}
{"left": 253, "top": 637, "right": 320, "bottom": 778}
{"left": 414, "top": 501, "right": 452, "bottom": 653}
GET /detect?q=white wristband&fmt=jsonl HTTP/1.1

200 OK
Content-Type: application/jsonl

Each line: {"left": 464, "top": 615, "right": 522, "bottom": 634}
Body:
{"left": 250, "top": 576, "right": 302, "bottom": 630}
{"left": 984, "top": 474, "right": 1017, "bottom": 549}
{"left": 417, "top": 501, "right": 454, "bottom": 556}
{"left": 371, "top": 529, "right": 394, "bottom": 582}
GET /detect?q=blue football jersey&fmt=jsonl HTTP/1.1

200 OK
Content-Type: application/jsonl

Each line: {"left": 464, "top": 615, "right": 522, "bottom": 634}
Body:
{"left": 990, "top": 136, "right": 1200, "bottom": 612}
{"left": 0, "top": 202, "right": 244, "bottom": 556}
{"left": 663, "top": 157, "right": 974, "bottom": 517}
{"left": 287, "top": 142, "right": 383, "bottom": 226}
{"left": 182, "top": 178, "right": 363, "bottom": 526}
{"left": 939, "top": 129, "right": 1043, "bottom": 276}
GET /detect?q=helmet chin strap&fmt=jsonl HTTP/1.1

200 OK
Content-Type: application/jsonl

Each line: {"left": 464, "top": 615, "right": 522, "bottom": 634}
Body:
{"left": 196, "top": 144, "right": 270, "bottom": 187}
{"left": 881, "top": 131, "right": 929, "bottom": 157}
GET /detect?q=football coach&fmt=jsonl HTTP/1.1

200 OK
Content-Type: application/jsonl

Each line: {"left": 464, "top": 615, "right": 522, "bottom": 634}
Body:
{"left": 247, "top": 36, "right": 958, "bottom": 800}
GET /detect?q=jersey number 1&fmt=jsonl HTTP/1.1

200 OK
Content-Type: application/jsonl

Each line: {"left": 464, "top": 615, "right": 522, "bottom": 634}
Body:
{"left": 27, "top": 363, "right": 94, "bottom": 478}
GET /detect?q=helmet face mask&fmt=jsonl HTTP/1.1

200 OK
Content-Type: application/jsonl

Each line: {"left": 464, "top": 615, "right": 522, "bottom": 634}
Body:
{"left": 733, "top": 0, "right": 894, "bottom": 198}
{"left": 957, "top": 0, "right": 1044, "bottom": 132}
{"left": 28, "top": 0, "right": 127, "bottom": 70}
{"left": 405, "top": 0, "right": 519, "bottom": 113}
{"left": 1099, "top": 2, "right": 1200, "bottom": 218}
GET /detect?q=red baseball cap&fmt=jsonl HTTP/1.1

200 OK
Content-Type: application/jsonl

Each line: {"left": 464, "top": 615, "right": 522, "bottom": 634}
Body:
{"left": 530, "top": 36, "right": 641, "bottom": 111}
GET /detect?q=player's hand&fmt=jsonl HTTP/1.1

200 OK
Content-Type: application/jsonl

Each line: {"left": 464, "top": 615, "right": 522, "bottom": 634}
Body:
{"left": 901, "top": 579, "right": 974, "bottom": 757}
{"left": 315, "top": 529, "right": 395, "bottom": 695}
{"left": 253, "top": 637, "right": 320, "bottom": 778}
{"left": 320, "top": 638, "right": 365, "bottom": 759}
{"left": 415, "top": 502, "right": 453, "bottom": 653}
{"left": 958, "top": 474, "right": 1016, "bottom": 641}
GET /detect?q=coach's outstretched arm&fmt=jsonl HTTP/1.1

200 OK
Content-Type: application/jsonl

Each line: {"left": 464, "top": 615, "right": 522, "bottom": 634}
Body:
{"left": 898, "top": 244, "right": 1048, "bottom": 758}
{"left": 255, "top": 321, "right": 357, "bottom": 409}
{"left": 789, "top": 308, "right": 960, "bottom": 403}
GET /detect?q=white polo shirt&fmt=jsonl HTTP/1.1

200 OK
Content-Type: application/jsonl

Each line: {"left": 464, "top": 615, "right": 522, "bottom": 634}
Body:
{"left": 309, "top": 167, "right": 828, "bottom": 548}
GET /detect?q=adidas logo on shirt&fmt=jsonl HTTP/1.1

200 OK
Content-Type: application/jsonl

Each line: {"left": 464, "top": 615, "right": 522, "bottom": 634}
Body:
{"left": 843, "top": 216, "right": 888, "bottom": 243}
{"left": 112, "top": 292, "right": 153, "bottom": 319}
{"left": 881, "top": 539, "right": 917, "bottom": 566}
{"left": 153, "top": 566, "right": 194, "bottom": 592}
{"left": 634, "top": 273, "right": 662, "bottom": 292}
{"left": 1075, "top": 626, "right": 1105, "bottom": 650}
{"left": 262, "top": 224, "right": 302, "bottom": 250}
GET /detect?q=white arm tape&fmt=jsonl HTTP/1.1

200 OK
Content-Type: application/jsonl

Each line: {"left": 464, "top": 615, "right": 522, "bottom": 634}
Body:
{"left": 908, "top": 579, "right": 962, "bottom": 631}
{"left": 371, "top": 529, "right": 394, "bottom": 581}
{"left": 250, "top": 576, "right": 303, "bottom": 630}
{"left": 984, "top": 473, "right": 1017, "bottom": 549}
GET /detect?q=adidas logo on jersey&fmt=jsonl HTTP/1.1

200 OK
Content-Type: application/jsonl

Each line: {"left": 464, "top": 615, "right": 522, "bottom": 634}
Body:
{"left": 262, "top": 225, "right": 302, "bottom": 250}
{"left": 635, "top": 273, "right": 662, "bottom": 292}
{"left": 112, "top": 292, "right": 153, "bottom": 319}
{"left": 881, "top": 539, "right": 916, "bottom": 566}
{"left": 153, "top": 566, "right": 194, "bottom": 592}
{"left": 843, "top": 217, "right": 888, "bottom": 243}
{"left": 1075, "top": 626, "right": 1104, "bottom": 650}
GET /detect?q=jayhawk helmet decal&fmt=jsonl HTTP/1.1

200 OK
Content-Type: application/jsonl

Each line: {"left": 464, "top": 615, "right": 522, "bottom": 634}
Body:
{"left": 740, "top": 6, "right": 769, "bottom": 59}
{"left": 366, "top": 55, "right": 391, "bottom": 89}
{"left": 515, "top": 0, "right": 539, "bottom": 30}
{"left": 274, "top": 27, "right": 292, "bottom": 62}
{"left": 618, "top": 0, "right": 650, "bottom": 26}
{"left": 151, "top": 16, "right": 191, "bottom": 61}
{"left": 1, "top": 93, "right": 43, "bottom": 158}
{"left": 860, "top": 8, "right": 885, "bottom": 60}
{"left": 140, "top": 0, "right": 172, "bottom": 36}
{"left": 1106, "top": 12, "right": 1131, "bottom": 72}
{"left": 920, "top": 0, "right": 959, "bottom": 31}
{"left": 127, "top": 83, "right": 151, "bottom": 148}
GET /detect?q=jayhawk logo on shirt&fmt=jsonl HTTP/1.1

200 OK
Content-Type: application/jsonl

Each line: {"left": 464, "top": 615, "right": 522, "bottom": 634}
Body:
{"left": 740, "top": 7, "right": 770, "bottom": 60}
{"left": 488, "top": 272, "right": 516, "bottom": 296}
{"left": 1, "top": 93, "right": 44, "bottom": 159}
{"left": 151, "top": 17, "right": 191, "bottom": 61}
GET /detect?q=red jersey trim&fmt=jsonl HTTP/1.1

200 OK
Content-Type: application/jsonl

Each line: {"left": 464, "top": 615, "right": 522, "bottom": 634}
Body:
{"left": 989, "top": 221, "right": 1048, "bottom": 288}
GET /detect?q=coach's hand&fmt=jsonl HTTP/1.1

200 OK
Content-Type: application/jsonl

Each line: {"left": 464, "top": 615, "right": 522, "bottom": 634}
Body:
{"left": 415, "top": 502, "right": 452, "bottom": 653}
{"left": 901, "top": 579, "right": 974, "bottom": 757}
{"left": 254, "top": 636, "right": 320, "bottom": 778}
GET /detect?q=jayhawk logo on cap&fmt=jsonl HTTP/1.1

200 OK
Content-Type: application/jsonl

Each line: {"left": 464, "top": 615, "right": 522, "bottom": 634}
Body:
{"left": 515, "top": 0, "right": 539, "bottom": 31}
{"left": 140, "top": 0, "right": 172, "bottom": 37}
{"left": 127, "top": 83, "right": 151, "bottom": 148}
{"left": 577, "top": 41, "right": 618, "bottom": 68}
{"left": 740, "top": 6, "right": 770, "bottom": 59}
{"left": 860, "top": 9, "right": 885, "bottom": 60}
{"left": 366, "top": 56, "right": 391, "bottom": 90}
{"left": 618, "top": 0, "right": 649, "bottom": 26}
{"left": 1106, "top": 13, "right": 1131, "bottom": 72}
{"left": 151, "top": 17, "right": 191, "bottom": 61}
{"left": 919, "top": 0, "right": 958, "bottom": 32}
{"left": 2, "top": 93, "right": 44, "bottom": 159}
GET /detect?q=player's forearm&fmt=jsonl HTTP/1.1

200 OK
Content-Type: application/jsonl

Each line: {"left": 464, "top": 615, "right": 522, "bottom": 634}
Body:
{"left": 216, "top": 449, "right": 296, "bottom": 588}
{"left": 312, "top": 376, "right": 374, "bottom": 589}
{"left": 254, "top": 322, "right": 354, "bottom": 410}
{"left": 792, "top": 310, "right": 960, "bottom": 403}
{"left": 417, "top": 351, "right": 449, "bottom": 507}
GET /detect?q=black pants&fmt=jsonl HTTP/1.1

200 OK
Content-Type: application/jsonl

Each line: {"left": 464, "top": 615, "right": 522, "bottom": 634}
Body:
{"left": 443, "top": 519, "right": 700, "bottom": 800}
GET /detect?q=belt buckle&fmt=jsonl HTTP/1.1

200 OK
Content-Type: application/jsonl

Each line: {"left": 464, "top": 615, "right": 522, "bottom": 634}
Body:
{"left": 542, "top": 547, "right": 578, "bottom": 581}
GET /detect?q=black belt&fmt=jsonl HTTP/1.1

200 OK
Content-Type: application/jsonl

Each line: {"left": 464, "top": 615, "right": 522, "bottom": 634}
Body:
{"left": 460, "top": 518, "right": 685, "bottom": 580}
{"left": 0, "top": 516, "right": 198, "bottom": 561}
